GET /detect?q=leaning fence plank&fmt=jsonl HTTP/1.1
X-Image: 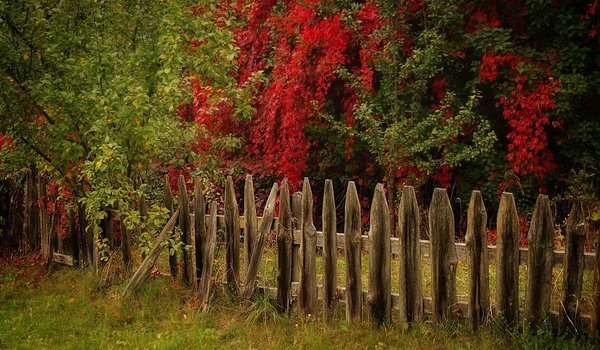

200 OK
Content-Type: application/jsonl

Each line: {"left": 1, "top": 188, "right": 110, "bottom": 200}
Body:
{"left": 291, "top": 192, "right": 302, "bottom": 283}
{"left": 198, "top": 203, "right": 217, "bottom": 308}
{"left": 525, "top": 194, "right": 555, "bottom": 329}
{"left": 178, "top": 176, "right": 193, "bottom": 286}
{"left": 244, "top": 175, "right": 257, "bottom": 270}
{"left": 323, "top": 179, "right": 338, "bottom": 321}
{"left": 122, "top": 210, "right": 179, "bottom": 295}
{"left": 277, "top": 179, "right": 293, "bottom": 313}
{"left": 560, "top": 200, "right": 586, "bottom": 332}
{"left": 164, "top": 175, "right": 178, "bottom": 277}
{"left": 194, "top": 178, "right": 206, "bottom": 287}
{"left": 495, "top": 192, "right": 520, "bottom": 327}
{"left": 300, "top": 178, "right": 317, "bottom": 318}
{"left": 224, "top": 175, "right": 240, "bottom": 292}
{"left": 344, "top": 181, "right": 362, "bottom": 323}
{"left": 429, "top": 188, "right": 458, "bottom": 324}
{"left": 466, "top": 190, "right": 489, "bottom": 330}
{"left": 398, "top": 185, "right": 423, "bottom": 323}
{"left": 368, "top": 184, "right": 391, "bottom": 325}
{"left": 242, "top": 183, "right": 278, "bottom": 298}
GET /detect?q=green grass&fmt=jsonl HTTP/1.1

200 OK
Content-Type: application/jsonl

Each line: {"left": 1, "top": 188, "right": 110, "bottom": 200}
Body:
{"left": 0, "top": 255, "right": 597, "bottom": 349}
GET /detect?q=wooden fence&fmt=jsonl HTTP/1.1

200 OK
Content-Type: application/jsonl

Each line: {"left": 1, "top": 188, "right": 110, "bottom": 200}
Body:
{"left": 51, "top": 174, "right": 600, "bottom": 335}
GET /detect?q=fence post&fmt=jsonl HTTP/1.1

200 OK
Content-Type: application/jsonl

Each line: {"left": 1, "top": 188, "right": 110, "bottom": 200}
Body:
{"left": 198, "top": 202, "right": 217, "bottom": 307}
{"left": 525, "top": 194, "right": 554, "bottom": 329}
{"left": 344, "top": 181, "right": 362, "bottom": 323}
{"left": 323, "top": 179, "right": 338, "bottom": 321}
{"left": 368, "top": 184, "right": 391, "bottom": 325}
{"left": 164, "top": 175, "right": 178, "bottom": 277}
{"left": 429, "top": 188, "right": 458, "bottom": 324}
{"left": 178, "top": 175, "right": 193, "bottom": 286}
{"left": 244, "top": 175, "right": 257, "bottom": 270}
{"left": 242, "top": 183, "right": 278, "bottom": 298}
{"left": 194, "top": 177, "right": 206, "bottom": 287}
{"left": 398, "top": 185, "right": 423, "bottom": 323}
{"left": 291, "top": 192, "right": 302, "bottom": 283}
{"left": 300, "top": 178, "right": 317, "bottom": 318}
{"left": 495, "top": 192, "right": 520, "bottom": 327}
{"left": 224, "top": 175, "right": 240, "bottom": 292}
{"left": 466, "top": 190, "right": 489, "bottom": 330}
{"left": 559, "top": 200, "right": 586, "bottom": 332}
{"left": 277, "top": 178, "right": 293, "bottom": 313}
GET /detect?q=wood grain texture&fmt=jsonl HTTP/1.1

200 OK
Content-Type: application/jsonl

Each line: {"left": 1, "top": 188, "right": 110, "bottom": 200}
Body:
{"left": 198, "top": 203, "right": 217, "bottom": 307}
{"left": 164, "top": 174, "right": 178, "bottom": 277}
{"left": 368, "top": 184, "right": 391, "bottom": 326}
{"left": 244, "top": 175, "right": 257, "bottom": 270}
{"left": 495, "top": 192, "right": 520, "bottom": 327}
{"left": 277, "top": 179, "right": 293, "bottom": 313}
{"left": 299, "top": 178, "right": 317, "bottom": 318}
{"left": 224, "top": 175, "right": 240, "bottom": 292}
{"left": 429, "top": 188, "right": 458, "bottom": 324}
{"left": 344, "top": 181, "right": 362, "bottom": 323}
{"left": 178, "top": 175, "right": 193, "bottom": 286}
{"left": 194, "top": 177, "right": 206, "bottom": 287}
{"left": 398, "top": 186, "right": 423, "bottom": 323}
{"left": 465, "top": 191, "right": 489, "bottom": 330}
{"left": 525, "top": 194, "right": 554, "bottom": 329}
{"left": 322, "top": 179, "right": 338, "bottom": 321}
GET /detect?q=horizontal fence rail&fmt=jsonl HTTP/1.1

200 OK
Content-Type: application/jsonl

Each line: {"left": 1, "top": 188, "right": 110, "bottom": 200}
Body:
{"left": 206, "top": 214, "right": 597, "bottom": 270}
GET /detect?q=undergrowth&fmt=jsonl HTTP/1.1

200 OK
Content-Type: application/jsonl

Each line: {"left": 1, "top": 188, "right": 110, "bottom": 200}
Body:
{"left": 0, "top": 257, "right": 597, "bottom": 349}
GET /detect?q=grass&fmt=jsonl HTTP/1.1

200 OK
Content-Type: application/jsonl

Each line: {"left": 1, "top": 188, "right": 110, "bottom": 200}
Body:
{"left": 0, "top": 253, "right": 598, "bottom": 349}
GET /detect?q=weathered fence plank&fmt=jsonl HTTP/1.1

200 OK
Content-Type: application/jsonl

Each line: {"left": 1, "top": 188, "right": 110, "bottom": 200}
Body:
{"left": 559, "top": 200, "right": 586, "bottom": 332}
{"left": 398, "top": 185, "right": 423, "bottom": 323}
{"left": 344, "top": 181, "right": 362, "bottom": 323}
{"left": 277, "top": 179, "right": 293, "bottom": 313}
{"left": 198, "top": 203, "right": 217, "bottom": 307}
{"left": 38, "top": 180, "right": 49, "bottom": 260}
{"left": 194, "top": 178, "right": 206, "bottom": 287}
{"left": 495, "top": 192, "right": 520, "bottom": 327}
{"left": 242, "top": 183, "right": 278, "bottom": 298}
{"left": 322, "top": 179, "right": 338, "bottom": 321}
{"left": 465, "top": 190, "right": 489, "bottom": 330}
{"left": 299, "top": 178, "right": 317, "bottom": 318}
{"left": 525, "top": 194, "right": 555, "bottom": 329}
{"left": 291, "top": 192, "right": 302, "bottom": 283}
{"left": 224, "top": 175, "right": 240, "bottom": 292}
{"left": 244, "top": 175, "right": 257, "bottom": 270}
{"left": 429, "top": 188, "right": 458, "bottom": 324}
{"left": 164, "top": 175, "right": 178, "bottom": 277}
{"left": 178, "top": 176, "right": 193, "bottom": 286}
{"left": 122, "top": 210, "right": 179, "bottom": 295}
{"left": 368, "top": 184, "right": 391, "bottom": 325}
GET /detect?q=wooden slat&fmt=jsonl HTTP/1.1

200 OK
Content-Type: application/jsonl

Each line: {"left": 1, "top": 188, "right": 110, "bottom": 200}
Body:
{"left": 429, "top": 188, "right": 458, "bottom": 324}
{"left": 299, "top": 178, "right": 317, "bottom": 318}
{"left": 198, "top": 203, "right": 217, "bottom": 307}
{"left": 224, "top": 175, "right": 240, "bottom": 292}
{"left": 241, "top": 183, "right": 278, "bottom": 298}
{"left": 560, "top": 201, "right": 586, "bottom": 332}
{"left": 465, "top": 190, "right": 489, "bottom": 330}
{"left": 291, "top": 192, "right": 302, "bottom": 283}
{"left": 276, "top": 179, "right": 293, "bottom": 314}
{"left": 244, "top": 175, "right": 257, "bottom": 270}
{"left": 344, "top": 181, "right": 362, "bottom": 323}
{"left": 52, "top": 252, "right": 74, "bottom": 266}
{"left": 525, "top": 194, "right": 554, "bottom": 329}
{"left": 164, "top": 175, "right": 178, "bottom": 277}
{"left": 193, "top": 177, "right": 206, "bottom": 287}
{"left": 397, "top": 185, "right": 423, "bottom": 323}
{"left": 367, "top": 184, "right": 391, "bottom": 325}
{"left": 322, "top": 179, "right": 338, "bottom": 321}
{"left": 178, "top": 175, "right": 193, "bottom": 287}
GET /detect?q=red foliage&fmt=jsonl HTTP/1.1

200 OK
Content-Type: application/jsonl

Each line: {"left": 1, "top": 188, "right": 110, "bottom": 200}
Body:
{"left": 480, "top": 52, "right": 560, "bottom": 181}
